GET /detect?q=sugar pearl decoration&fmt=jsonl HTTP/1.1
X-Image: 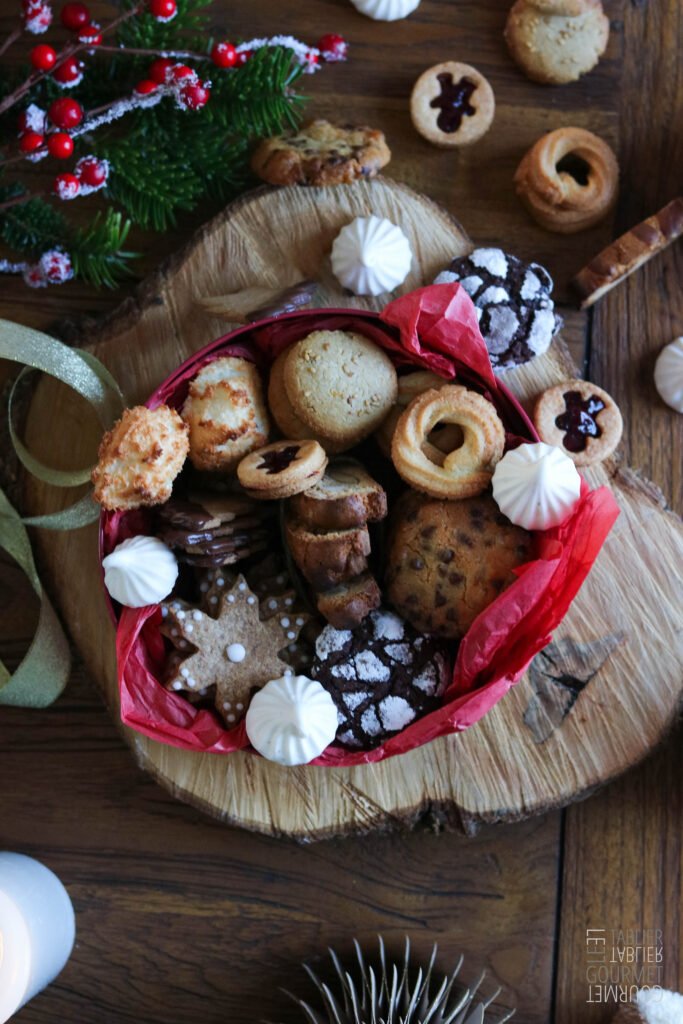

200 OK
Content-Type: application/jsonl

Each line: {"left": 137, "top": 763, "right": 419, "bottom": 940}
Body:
{"left": 245, "top": 675, "right": 338, "bottom": 766}
{"left": 331, "top": 215, "right": 412, "bottom": 296}
{"left": 102, "top": 535, "right": 178, "bottom": 607}
{"left": 654, "top": 336, "right": 683, "bottom": 413}
{"left": 227, "top": 643, "right": 246, "bottom": 663}
{"left": 349, "top": 0, "right": 421, "bottom": 20}
{"left": 492, "top": 442, "right": 582, "bottom": 531}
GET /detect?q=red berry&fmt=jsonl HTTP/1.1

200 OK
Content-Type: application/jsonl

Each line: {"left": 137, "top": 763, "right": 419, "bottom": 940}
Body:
{"left": 179, "top": 82, "right": 210, "bottom": 110}
{"left": 148, "top": 0, "right": 177, "bottom": 20}
{"left": 60, "top": 1, "right": 91, "bottom": 31}
{"left": 52, "top": 56, "right": 82, "bottom": 85}
{"left": 210, "top": 41, "right": 237, "bottom": 68}
{"left": 30, "top": 44, "right": 56, "bottom": 70}
{"left": 317, "top": 33, "right": 348, "bottom": 62}
{"left": 135, "top": 79, "right": 159, "bottom": 95}
{"left": 19, "top": 130, "right": 45, "bottom": 153}
{"left": 48, "top": 97, "right": 83, "bottom": 129}
{"left": 53, "top": 172, "right": 81, "bottom": 200}
{"left": 148, "top": 58, "right": 173, "bottom": 84}
{"left": 47, "top": 132, "right": 74, "bottom": 159}
{"left": 76, "top": 156, "right": 106, "bottom": 187}
{"left": 168, "top": 63, "right": 194, "bottom": 82}
{"left": 78, "top": 23, "right": 101, "bottom": 45}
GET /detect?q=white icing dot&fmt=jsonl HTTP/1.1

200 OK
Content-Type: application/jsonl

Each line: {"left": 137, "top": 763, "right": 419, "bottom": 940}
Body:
{"left": 179, "top": 640, "right": 188, "bottom": 649}
{"left": 236, "top": 702, "right": 244, "bottom": 711}
{"left": 170, "top": 628, "right": 179, "bottom": 637}
{"left": 223, "top": 701, "right": 232, "bottom": 710}
{"left": 227, "top": 594, "right": 235, "bottom": 603}
{"left": 177, "top": 610, "right": 186, "bottom": 620}
{"left": 192, "top": 610, "right": 203, "bottom": 621}
{"left": 160, "top": 606, "right": 169, "bottom": 617}
{"left": 280, "top": 617, "right": 290, "bottom": 628}
{"left": 238, "top": 581, "right": 247, "bottom": 591}
{"left": 247, "top": 595, "right": 256, "bottom": 605}
{"left": 181, "top": 667, "right": 190, "bottom": 678}
{"left": 185, "top": 623, "right": 194, "bottom": 634}
{"left": 227, "top": 713, "right": 236, "bottom": 722}
{"left": 284, "top": 597, "right": 293, "bottom": 607}
{"left": 286, "top": 630, "right": 296, "bottom": 640}
{"left": 216, "top": 577, "right": 225, "bottom": 587}
{"left": 227, "top": 643, "right": 246, "bottom": 663}
{"left": 199, "top": 582, "right": 209, "bottom": 593}
{"left": 186, "top": 677, "right": 197, "bottom": 689}
{"left": 267, "top": 598, "right": 278, "bottom": 609}
{"left": 295, "top": 617, "right": 304, "bottom": 626}
{"left": 172, "top": 681, "right": 183, "bottom": 691}
{"left": 210, "top": 595, "right": 218, "bottom": 604}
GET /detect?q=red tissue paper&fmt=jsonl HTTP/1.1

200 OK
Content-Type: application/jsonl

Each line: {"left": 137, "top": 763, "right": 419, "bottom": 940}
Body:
{"left": 103, "top": 284, "right": 619, "bottom": 766}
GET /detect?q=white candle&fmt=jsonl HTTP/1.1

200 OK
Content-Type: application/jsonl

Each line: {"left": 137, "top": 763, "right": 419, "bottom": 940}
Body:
{"left": 0, "top": 853, "right": 75, "bottom": 1022}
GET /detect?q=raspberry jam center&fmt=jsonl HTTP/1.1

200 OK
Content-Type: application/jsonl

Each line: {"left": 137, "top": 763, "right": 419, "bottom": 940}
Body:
{"left": 258, "top": 445, "right": 301, "bottom": 474}
{"left": 430, "top": 74, "right": 477, "bottom": 134}
{"left": 555, "top": 390, "right": 605, "bottom": 452}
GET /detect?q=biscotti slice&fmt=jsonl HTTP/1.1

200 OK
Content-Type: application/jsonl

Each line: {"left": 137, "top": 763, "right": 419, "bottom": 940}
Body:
{"left": 285, "top": 519, "right": 371, "bottom": 591}
{"left": 316, "top": 574, "right": 382, "bottom": 629}
{"left": 288, "top": 460, "right": 387, "bottom": 530}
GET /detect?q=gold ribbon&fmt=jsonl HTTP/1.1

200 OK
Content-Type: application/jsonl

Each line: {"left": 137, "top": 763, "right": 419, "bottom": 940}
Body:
{"left": 0, "top": 319, "right": 125, "bottom": 706}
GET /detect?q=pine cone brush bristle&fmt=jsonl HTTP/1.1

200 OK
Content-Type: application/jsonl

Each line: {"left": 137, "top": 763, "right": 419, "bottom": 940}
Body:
{"left": 280, "top": 936, "right": 516, "bottom": 1024}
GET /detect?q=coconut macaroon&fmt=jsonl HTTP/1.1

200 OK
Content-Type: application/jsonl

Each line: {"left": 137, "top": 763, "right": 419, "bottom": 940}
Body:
{"left": 181, "top": 356, "right": 270, "bottom": 472}
{"left": 92, "top": 404, "right": 189, "bottom": 511}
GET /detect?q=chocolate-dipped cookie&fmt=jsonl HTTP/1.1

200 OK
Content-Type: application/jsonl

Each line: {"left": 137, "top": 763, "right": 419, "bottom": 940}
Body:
{"left": 434, "top": 247, "right": 561, "bottom": 371}
{"left": 311, "top": 608, "right": 450, "bottom": 748}
{"left": 156, "top": 492, "right": 272, "bottom": 567}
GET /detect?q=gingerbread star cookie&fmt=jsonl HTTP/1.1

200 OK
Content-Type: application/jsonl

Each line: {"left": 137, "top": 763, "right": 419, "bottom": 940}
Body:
{"left": 160, "top": 576, "right": 309, "bottom": 725}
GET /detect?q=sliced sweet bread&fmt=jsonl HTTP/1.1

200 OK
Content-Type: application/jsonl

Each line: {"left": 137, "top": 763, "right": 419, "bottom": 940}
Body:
{"left": 285, "top": 519, "right": 371, "bottom": 592}
{"left": 288, "top": 460, "right": 387, "bottom": 531}
{"left": 315, "top": 574, "right": 382, "bottom": 630}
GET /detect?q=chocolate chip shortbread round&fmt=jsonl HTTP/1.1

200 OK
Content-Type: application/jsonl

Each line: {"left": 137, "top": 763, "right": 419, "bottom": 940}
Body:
{"left": 283, "top": 330, "right": 398, "bottom": 450}
{"left": 385, "top": 491, "right": 533, "bottom": 639}
{"left": 435, "top": 248, "right": 561, "bottom": 371}
{"left": 311, "top": 609, "right": 450, "bottom": 748}
{"left": 251, "top": 119, "right": 392, "bottom": 187}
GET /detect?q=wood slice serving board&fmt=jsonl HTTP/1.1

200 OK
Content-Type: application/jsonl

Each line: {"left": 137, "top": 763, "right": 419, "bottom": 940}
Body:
{"left": 22, "top": 179, "right": 683, "bottom": 840}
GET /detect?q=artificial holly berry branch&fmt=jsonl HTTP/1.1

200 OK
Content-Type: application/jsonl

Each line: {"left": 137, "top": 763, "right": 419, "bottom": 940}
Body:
{"left": 0, "top": 0, "right": 348, "bottom": 288}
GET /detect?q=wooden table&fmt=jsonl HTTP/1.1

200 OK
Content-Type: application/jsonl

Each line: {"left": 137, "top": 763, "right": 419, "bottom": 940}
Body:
{"left": 0, "top": 1, "right": 681, "bottom": 1022}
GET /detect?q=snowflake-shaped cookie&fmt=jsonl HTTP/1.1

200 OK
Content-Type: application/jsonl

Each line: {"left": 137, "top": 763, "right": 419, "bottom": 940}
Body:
{"left": 160, "top": 575, "right": 309, "bottom": 725}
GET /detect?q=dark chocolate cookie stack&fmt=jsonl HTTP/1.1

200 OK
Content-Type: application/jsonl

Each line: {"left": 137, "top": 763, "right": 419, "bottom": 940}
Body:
{"left": 310, "top": 608, "right": 450, "bottom": 748}
{"left": 434, "top": 247, "right": 561, "bottom": 371}
{"left": 156, "top": 493, "right": 272, "bottom": 568}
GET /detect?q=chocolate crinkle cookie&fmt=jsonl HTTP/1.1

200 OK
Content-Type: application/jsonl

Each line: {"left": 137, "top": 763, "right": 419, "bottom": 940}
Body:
{"left": 310, "top": 609, "right": 450, "bottom": 749}
{"left": 434, "top": 247, "right": 562, "bottom": 371}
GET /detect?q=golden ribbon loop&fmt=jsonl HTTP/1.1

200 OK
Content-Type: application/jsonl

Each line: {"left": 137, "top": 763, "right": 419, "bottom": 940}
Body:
{"left": 0, "top": 319, "right": 126, "bottom": 706}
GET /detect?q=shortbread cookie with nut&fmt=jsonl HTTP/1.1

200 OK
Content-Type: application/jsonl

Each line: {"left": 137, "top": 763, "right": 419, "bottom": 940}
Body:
{"left": 251, "top": 120, "right": 391, "bottom": 187}
{"left": 283, "top": 330, "right": 398, "bottom": 450}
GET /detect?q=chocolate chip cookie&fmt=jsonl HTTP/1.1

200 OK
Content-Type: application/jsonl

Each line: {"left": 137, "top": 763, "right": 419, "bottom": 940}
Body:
{"left": 251, "top": 119, "right": 392, "bottom": 187}
{"left": 385, "top": 491, "right": 533, "bottom": 639}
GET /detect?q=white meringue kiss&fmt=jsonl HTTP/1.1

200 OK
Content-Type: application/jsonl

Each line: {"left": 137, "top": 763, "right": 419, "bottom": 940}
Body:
{"left": 654, "top": 336, "right": 683, "bottom": 414}
{"left": 350, "top": 0, "right": 421, "bottom": 20}
{"left": 102, "top": 535, "right": 178, "bottom": 608}
{"left": 331, "top": 215, "right": 412, "bottom": 296}
{"left": 245, "top": 675, "right": 338, "bottom": 766}
{"left": 492, "top": 442, "right": 581, "bottom": 531}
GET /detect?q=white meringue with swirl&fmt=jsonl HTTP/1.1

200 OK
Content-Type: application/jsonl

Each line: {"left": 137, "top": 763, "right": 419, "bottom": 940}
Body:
{"left": 350, "top": 0, "right": 421, "bottom": 20}
{"left": 654, "top": 336, "right": 683, "bottom": 413}
{"left": 103, "top": 535, "right": 178, "bottom": 607}
{"left": 331, "top": 215, "right": 412, "bottom": 296}
{"left": 245, "top": 675, "right": 338, "bottom": 766}
{"left": 492, "top": 442, "right": 581, "bottom": 531}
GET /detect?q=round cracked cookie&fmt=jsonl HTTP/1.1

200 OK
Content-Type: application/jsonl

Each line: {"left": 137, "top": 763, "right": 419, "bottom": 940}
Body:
{"left": 310, "top": 608, "right": 450, "bottom": 749}
{"left": 385, "top": 491, "right": 533, "bottom": 639}
{"left": 434, "top": 248, "right": 561, "bottom": 371}
{"left": 504, "top": 0, "right": 609, "bottom": 85}
{"left": 251, "top": 119, "right": 391, "bottom": 187}
{"left": 410, "top": 61, "right": 495, "bottom": 148}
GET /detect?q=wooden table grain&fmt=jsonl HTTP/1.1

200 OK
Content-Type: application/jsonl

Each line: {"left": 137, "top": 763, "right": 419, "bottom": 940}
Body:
{"left": 0, "top": 1, "right": 680, "bottom": 1022}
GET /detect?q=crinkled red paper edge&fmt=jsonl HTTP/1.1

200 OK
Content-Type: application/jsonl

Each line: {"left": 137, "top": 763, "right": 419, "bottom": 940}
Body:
{"left": 106, "top": 284, "right": 619, "bottom": 766}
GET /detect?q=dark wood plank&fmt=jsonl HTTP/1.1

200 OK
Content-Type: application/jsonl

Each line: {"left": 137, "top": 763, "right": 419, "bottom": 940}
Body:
{"left": 557, "top": 0, "right": 683, "bottom": 1019}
